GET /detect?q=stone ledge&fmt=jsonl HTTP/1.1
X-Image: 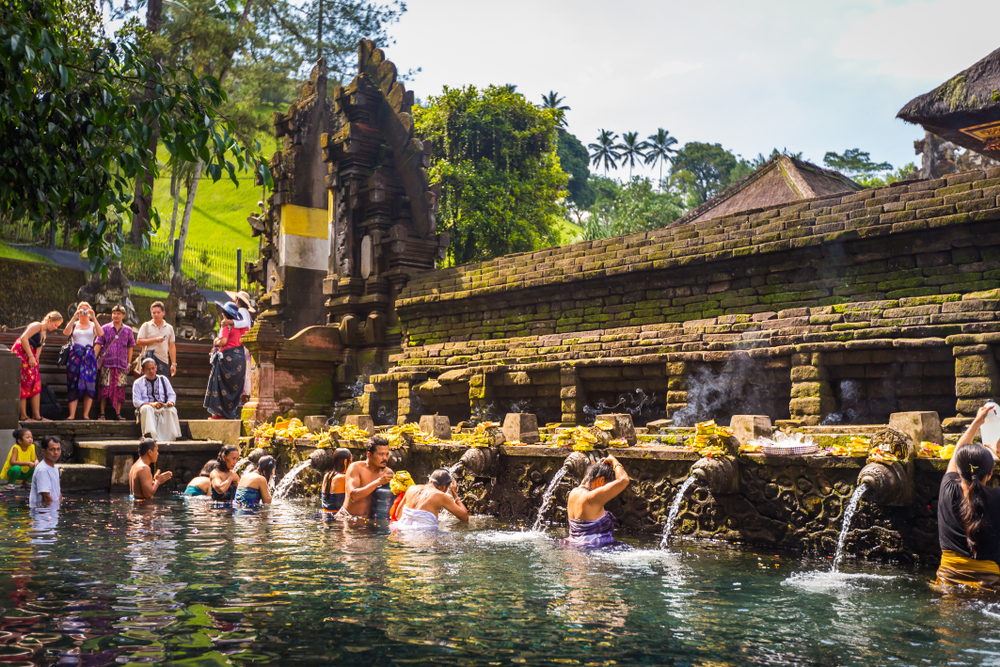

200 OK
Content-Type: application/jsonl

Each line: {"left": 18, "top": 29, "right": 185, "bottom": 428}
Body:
{"left": 58, "top": 464, "right": 111, "bottom": 493}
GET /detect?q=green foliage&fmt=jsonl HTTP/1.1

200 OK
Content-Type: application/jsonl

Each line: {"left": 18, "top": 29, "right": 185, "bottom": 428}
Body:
{"left": 853, "top": 163, "right": 918, "bottom": 188}
{"left": 0, "top": 0, "right": 268, "bottom": 272}
{"left": 0, "top": 243, "right": 54, "bottom": 264}
{"left": 540, "top": 91, "right": 569, "bottom": 127}
{"left": 588, "top": 129, "right": 620, "bottom": 175}
{"left": 644, "top": 128, "right": 678, "bottom": 183}
{"left": 616, "top": 131, "right": 648, "bottom": 178}
{"left": 580, "top": 176, "right": 684, "bottom": 241}
{"left": 823, "top": 148, "right": 893, "bottom": 177}
{"left": 670, "top": 142, "right": 741, "bottom": 206}
{"left": 555, "top": 128, "right": 594, "bottom": 208}
{"left": 414, "top": 85, "right": 568, "bottom": 265}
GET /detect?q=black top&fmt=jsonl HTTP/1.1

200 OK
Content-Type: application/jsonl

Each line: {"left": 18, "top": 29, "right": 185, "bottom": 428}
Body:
{"left": 27, "top": 331, "right": 41, "bottom": 349}
{"left": 938, "top": 472, "right": 1000, "bottom": 562}
{"left": 212, "top": 482, "right": 237, "bottom": 502}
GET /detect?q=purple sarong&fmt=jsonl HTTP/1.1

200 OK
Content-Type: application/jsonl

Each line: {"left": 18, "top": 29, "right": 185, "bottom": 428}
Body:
{"left": 561, "top": 510, "right": 621, "bottom": 549}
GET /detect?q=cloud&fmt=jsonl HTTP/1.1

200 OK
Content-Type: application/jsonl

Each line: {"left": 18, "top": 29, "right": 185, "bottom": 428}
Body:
{"left": 646, "top": 60, "right": 703, "bottom": 80}
{"left": 834, "top": 0, "right": 1000, "bottom": 81}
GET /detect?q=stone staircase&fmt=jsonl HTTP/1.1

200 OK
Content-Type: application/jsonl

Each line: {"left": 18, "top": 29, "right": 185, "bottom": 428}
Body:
{"left": 17, "top": 418, "right": 239, "bottom": 493}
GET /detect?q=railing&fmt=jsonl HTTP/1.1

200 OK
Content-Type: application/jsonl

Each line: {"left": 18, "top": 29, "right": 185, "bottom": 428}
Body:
{"left": 0, "top": 222, "right": 256, "bottom": 292}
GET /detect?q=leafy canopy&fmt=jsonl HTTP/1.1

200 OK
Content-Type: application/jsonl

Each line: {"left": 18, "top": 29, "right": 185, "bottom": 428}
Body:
{"left": 823, "top": 148, "right": 893, "bottom": 177}
{"left": 555, "top": 128, "right": 594, "bottom": 208}
{"left": 670, "top": 141, "right": 740, "bottom": 206}
{"left": 580, "top": 176, "right": 684, "bottom": 241}
{"left": 414, "top": 85, "right": 567, "bottom": 265}
{"left": 0, "top": 0, "right": 268, "bottom": 271}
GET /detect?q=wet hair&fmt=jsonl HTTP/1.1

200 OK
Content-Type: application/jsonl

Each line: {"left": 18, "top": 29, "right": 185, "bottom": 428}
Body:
{"left": 39, "top": 435, "right": 61, "bottom": 451}
{"left": 428, "top": 469, "right": 454, "bottom": 490}
{"left": 216, "top": 445, "right": 239, "bottom": 472}
{"left": 256, "top": 455, "right": 276, "bottom": 482}
{"left": 332, "top": 448, "right": 352, "bottom": 474}
{"left": 581, "top": 461, "right": 615, "bottom": 488}
{"left": 138, "top": 437, "right": 157, "bottom": 458}
{"left": 199, "top": 460, "right": 220, "bottom": 477}
{"left": 151, "top": 301, "right": 165, "bottom": 312}
{"left": 366, "top": 435, "right": 390, "bottom": 455}
{"left": 956, "top": 443, "right": 997, "bottom": 558}
{"left": 13, "top": 428, "right": 29, "bottom": 444}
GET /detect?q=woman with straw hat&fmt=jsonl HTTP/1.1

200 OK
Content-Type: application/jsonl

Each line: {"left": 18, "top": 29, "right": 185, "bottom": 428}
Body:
{"left": 204, "top": 300, "right": 249, "bottom": 420}
{"left": 224, "top": 290, "right": 255, "bottom": 397}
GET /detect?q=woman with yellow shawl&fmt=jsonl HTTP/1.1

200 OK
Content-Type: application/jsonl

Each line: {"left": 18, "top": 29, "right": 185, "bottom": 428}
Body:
{"left": 936, "top": 403, "right": 1000, "bottom": 589}
{"left": 2, "top": 428, "right": 37, "bottom": 487}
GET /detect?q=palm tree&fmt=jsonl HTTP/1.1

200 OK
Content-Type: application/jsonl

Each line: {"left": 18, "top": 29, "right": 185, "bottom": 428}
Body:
{"left": 616, "top": 131, "right": 648, "bottom": 179}
{"left": 645, "top": 128, "right": 679, "bottom": 187}
{"left": 588, "top": 130, "right": 620, "bottom": 175}
{"left": 540, "top": 91, "right": 570, "bottom": 126}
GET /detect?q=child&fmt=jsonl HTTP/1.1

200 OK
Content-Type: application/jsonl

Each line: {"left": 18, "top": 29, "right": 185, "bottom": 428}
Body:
{"left": 2, "top": 428, "right": 37, "bottom": 488}
{"left": 321, "top": 448, "right": 353, "bottom": 512}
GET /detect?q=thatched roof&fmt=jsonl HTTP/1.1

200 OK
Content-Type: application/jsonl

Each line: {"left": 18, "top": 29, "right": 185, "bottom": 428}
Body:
{"left": 898, "top": 47, "right": 1000, "bottom": 160}
{"left": 669, "top": 155, "right": 862, "bottom": 228}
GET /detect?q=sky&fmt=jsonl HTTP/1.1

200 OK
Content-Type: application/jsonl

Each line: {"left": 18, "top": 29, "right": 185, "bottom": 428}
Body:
{"left": 385, "top": 0, "right": 1000, "bottom": 180}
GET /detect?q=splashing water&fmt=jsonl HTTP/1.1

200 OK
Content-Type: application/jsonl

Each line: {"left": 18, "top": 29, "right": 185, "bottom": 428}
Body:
{"left": 832, "top": 482, "right": 869, "bottom": 571}
{"left": 531, "top": 463, "right": 571, "bottom": 532}
{"left": 233, "top": 458, "right": 251, "bottom": 477}
{"left": 272, "top": 461, "right": 312, "bottom": 500}
{"left": 660, "top": 476, "right": 698, "bottom": 548}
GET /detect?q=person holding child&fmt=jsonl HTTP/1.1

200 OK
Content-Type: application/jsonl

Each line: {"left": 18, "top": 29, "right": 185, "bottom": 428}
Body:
{"left": 204, "top": 301, "right": 248, "bottom": 420}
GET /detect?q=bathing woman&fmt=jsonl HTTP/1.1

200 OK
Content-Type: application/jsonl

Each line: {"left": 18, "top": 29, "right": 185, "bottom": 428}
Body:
{"left": 210, "top": 445, "right": 241, "bottom": 502}
{"left": 563, "top": 455, "right": 630, "bottom": 549}
{"left": 321, "top": 448, "right": 352, "bottom": 512}
{"left": 340, "top": 436, "right": 394, "bottom": 518}
{"left": 184, "top": 461, "right": 219, "bottom": 496}
{"left": 235, "top": 455, "right": 275, "bottom": 508}
{"left": 392, "top": 469, "right": 469, "bottom": 529}
{"left": 936, "top": 403, "right": 1000, "bottom": 589}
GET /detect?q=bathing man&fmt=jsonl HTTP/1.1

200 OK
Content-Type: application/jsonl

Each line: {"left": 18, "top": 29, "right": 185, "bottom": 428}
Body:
{"left": 129, "top": 437, "right": 173, "bottom": 500}
{"left": 392, "top": 469, "right": 469, "bottom": 528}
{"left": 564, "top": 455, "right": 630, "bottom": 548}
{"left": 340, "top": 435, "right": 394, "bottom": 518}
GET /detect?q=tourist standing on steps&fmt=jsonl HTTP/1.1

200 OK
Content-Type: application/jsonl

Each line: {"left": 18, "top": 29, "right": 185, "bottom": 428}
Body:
{"left": 132, "top": 358, "right": 181, "bottom": 442}
{"left": 63, "top": 302, "right": 99, "bottom": 420}
{"left": 15, "top": 311, "right": 62, "bottom": 421}
{"left": 95, "top": 305, "right": 135, "bottom": 421}
{"left": 29, "top": 436, "right": 62, "bottom": 508}
{"left": 129, "top": 437, "right": 173, "bottom": 501}
{"left": 204, "top": 301, "right": 248, "bottom": 420}
{"left": 136, "top": 301, "right": 177, "bottom": 378}
{"left": 935, "top": 403, "right": 1000, "bottom": 589}
{"left": 224, "top": 290, "right": 255, "bottom": 398}
{"left": 562, "top": 455, "right": 630, "bottom": 549}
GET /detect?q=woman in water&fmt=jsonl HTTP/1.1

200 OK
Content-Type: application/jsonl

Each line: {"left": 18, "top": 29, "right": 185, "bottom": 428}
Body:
{"left": 235, "top": 456, "right": 275, "bottom": 508}
{"left": 183, "top": 461, "right": 220, "bottom": 496}
{"left": 210, "top": 445, "right": 241, "bottom": 502}
{"left": 936, "top": 403, "right": 1000, "bottom": 589}
{"left": 321, "top": 448, "right": 352, "bottom": 512}
{"left": 563, "top": 455, "right": 630, "bottom": 549}
{"left": 392, "top": 469, "right": 468, "bottom": 529}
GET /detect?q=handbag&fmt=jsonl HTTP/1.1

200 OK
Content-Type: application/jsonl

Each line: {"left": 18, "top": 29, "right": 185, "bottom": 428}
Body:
{"left": 57, "top": 343, "right": 71, "bottom": 368}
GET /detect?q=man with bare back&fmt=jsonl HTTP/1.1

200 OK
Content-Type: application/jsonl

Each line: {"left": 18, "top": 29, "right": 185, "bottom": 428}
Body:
{"left": 340, "top": 435, "right": 394, "bottom": 518}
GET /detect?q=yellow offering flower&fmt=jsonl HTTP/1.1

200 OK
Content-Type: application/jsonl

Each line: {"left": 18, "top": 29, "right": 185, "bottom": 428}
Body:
{"left": 389, "top": 471, "right": 414, "bottom": 496}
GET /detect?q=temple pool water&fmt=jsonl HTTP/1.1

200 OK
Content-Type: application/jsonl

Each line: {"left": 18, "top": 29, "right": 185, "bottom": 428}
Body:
{"left": 3, "top": 497, "right": 1000, "bottom": 666}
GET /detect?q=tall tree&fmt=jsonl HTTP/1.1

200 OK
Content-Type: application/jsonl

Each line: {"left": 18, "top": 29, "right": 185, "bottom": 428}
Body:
{"left": 556, "top": 128, "right": 594, "bottom": 208}
{"left": 823, "top": 148, "right": 893, "bottom": 177}
{"left": 588, "top": 130, "right": 620, "bottom": 176}
{"left": 0, "top": 0, "right": 268, "bottom": 270}
{"left": 645, "top": 128, "right": 678, "bottom": 186}
{"left": 540, "top": 91, "right": 569, "bottom": 127}
{"left": 670, "top": 142, "right": 740, "bottom": 206}
{"left": 616, "top": 131, "right": 647, "bottom": 179}
{"left": 129, "top": 0, "right": 165, "bottom": 247}
{"left": 413, "top": 85, "right": 568, "bottom": 264}
{"left": 580, "top": 177, "right": 684, "bottom": 241}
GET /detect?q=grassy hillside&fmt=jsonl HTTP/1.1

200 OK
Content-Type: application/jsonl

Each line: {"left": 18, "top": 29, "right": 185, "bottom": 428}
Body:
{"left": 0, "top": 242, "right": 54, "bottom": 264}
{"left": 150, "top": 168, "right": 260, "bottom": 251}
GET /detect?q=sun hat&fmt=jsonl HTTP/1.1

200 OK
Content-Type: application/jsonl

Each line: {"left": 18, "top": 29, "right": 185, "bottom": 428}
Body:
{"left": 214, "top": 301, "right": 241, "bottom": 320}
{"left": 225, "top": 290, "right": 255, "bottom": 314}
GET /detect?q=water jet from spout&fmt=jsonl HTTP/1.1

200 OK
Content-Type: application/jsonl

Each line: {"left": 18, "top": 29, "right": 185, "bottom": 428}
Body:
{"left": 659, "top": 476, "right": 697, "bottom": 548}
{"left": 833, "top": 482, "right": 869, "bottom": 571}
{"left": 273, "top": 461, "right": 312, "bottom": 500}
{"left": 531, "top": 460, "right": 571, "bottom": 532}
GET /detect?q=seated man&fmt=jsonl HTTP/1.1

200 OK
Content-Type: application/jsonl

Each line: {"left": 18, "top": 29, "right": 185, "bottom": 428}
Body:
{"left": 341, "top": 435, "right": 394, "bottom": 518}
{"left": 392, "top": 469, "right": 468, "bottom": 529}
{"left": 132, "top": 357, "right": 181, "bottom": 442}
{"left": 563, "top": 455, "right": 630, "bottom": 549}
{"left": 129, "top": 437, "right": 173, "bottom": 500}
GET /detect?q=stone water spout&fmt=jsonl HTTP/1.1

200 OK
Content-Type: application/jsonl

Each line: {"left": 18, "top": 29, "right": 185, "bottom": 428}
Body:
{"left": 309, "top": 448, "right": 334, "bottom": 473}
{"left": 459, "top": 447, "right": 499, "bottom": 476}
{"left": 856, "top": 426, "right": 915, "bottom": 507}
{"left": 564, "top": 451, "right": 593, "bottom": 480}
{"left": 690, "top": 456, "right": 739, "bottom": 495}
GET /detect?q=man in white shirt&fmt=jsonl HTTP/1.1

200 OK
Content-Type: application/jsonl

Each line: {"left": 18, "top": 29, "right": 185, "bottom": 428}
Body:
{"left": 132, "top": 358, "right": 182, "bottom": 441}
{"left": 30, "top": 436, "right": 62, "bottom": 508}
{"left": 136, "top": 301, "right": 177, "bottom": 377}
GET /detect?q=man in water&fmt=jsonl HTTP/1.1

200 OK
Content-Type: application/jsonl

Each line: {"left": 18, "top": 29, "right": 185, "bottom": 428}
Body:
{"left": 129, "top": 437, "right": 173, "bottom": 500}
{"left": 563, "top": 455, "right": 630, "bottom": 548}
{"left": 392, "top": 469, "right": 469, "bottom": 528}
{"left": 30, "top": 436, "right": 62, "bottom": 508}
{"left": 341, "top": 435, "right": 393, "bottom": 518}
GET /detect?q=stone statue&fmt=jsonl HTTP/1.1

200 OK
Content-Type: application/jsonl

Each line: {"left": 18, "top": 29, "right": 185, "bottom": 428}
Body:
{"left": 75, "top": 262, "right": 136, "bottom": 326}
{"left": 168, "top": 272, "right": 217, "bottom": 340}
